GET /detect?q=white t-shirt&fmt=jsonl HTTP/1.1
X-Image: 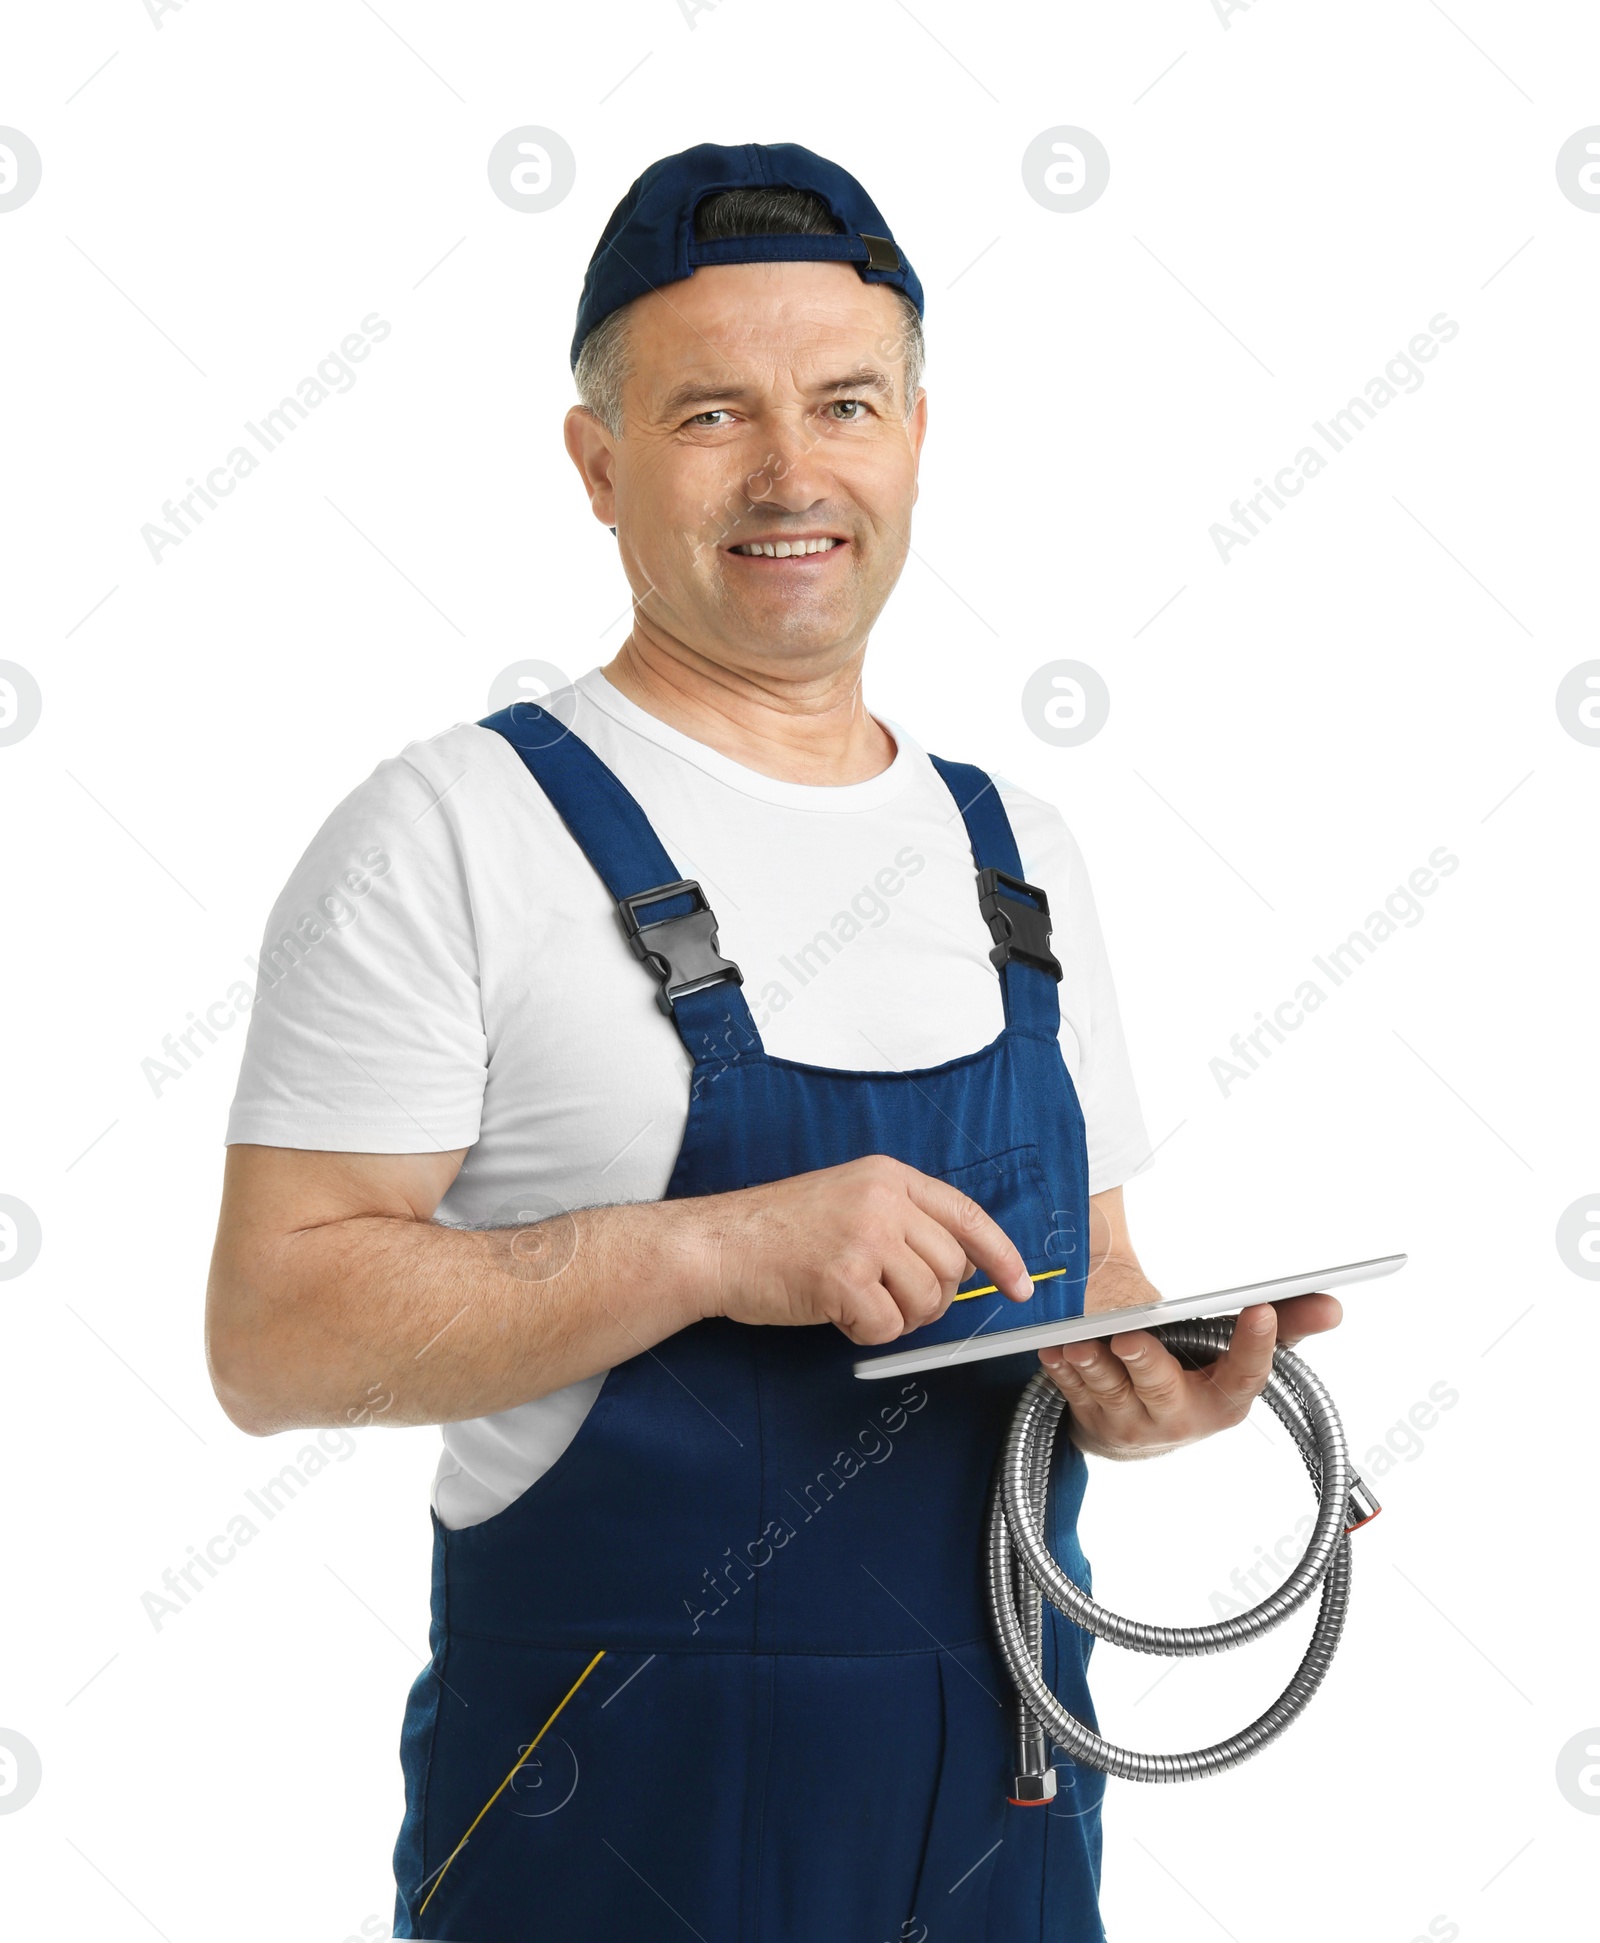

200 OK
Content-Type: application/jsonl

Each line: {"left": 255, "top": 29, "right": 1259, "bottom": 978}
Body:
{"left": 225, "top": 670, "right": 1152, "bottom": 1527}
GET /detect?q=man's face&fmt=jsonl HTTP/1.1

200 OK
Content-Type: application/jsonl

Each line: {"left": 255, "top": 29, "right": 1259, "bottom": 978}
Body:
{"left": 566, "top": 260, "right": 926, "bottom": 675}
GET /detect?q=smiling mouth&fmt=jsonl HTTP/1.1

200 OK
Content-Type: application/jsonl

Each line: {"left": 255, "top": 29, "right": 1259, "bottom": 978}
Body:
{"left": 726, "top": 536, "right": 846, "bottom": 559}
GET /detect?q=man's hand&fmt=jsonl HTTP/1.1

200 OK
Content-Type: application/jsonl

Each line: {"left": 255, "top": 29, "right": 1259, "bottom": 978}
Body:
{"left": 1040, "top": 1277, "right": 1343, "bottom": 1460}
{"left": 1035, "top": 1189, "right": 1343, "bottom": 1459}
{"left": 705, "top": 1154, "right": 1034, "bottom": 1345}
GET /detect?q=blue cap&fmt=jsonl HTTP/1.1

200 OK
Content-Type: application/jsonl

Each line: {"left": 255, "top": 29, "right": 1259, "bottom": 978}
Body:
{"left": 571, "top": 141, "right": 923, "bottom": 370}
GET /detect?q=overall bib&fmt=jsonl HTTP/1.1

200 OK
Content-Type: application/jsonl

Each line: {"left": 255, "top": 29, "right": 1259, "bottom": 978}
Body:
{"left": 393, "top": 708, "right": 1106, "bottom": 1942}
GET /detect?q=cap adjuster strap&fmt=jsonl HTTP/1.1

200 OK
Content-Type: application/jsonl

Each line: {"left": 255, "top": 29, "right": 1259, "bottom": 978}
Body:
{"left": 977, "top": 868, "right": 1063, "bottom": 983}
{"left": 684, "top": 233, "right": 902, "bottom": 273}
{"left": 619, "top": 879, "right": 743, "bottom": 1017}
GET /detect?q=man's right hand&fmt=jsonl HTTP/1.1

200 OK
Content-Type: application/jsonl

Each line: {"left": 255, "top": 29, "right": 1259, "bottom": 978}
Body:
{"left": 698, "top": 1154, "right": 1034, "bottom": 1345}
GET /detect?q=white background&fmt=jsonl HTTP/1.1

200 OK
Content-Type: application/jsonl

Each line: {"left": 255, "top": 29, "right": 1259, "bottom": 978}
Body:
{"left": 3, "top": 1, "right": 1597, "bottom": 1938}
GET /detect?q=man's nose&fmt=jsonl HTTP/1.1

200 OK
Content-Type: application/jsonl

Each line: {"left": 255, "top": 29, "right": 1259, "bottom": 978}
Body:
{"left": 746, "top": 415, "right": 833, "bottom": 514}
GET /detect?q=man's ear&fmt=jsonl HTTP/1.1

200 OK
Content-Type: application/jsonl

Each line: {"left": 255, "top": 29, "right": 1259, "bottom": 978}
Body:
{"left": 563, "top": 405, "right": 619, "bottom": 529}
{"left": 909, "top": 387, "right": 928, "bottom": 505}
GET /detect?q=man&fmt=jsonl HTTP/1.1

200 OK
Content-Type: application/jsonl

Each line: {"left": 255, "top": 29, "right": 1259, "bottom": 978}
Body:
{"left": 208, "top": 142, "right": 1339, "bottom": 1941}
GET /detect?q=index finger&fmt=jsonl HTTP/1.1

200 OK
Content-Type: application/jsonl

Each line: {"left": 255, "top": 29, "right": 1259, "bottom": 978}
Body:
{"left": 903, "top": 1173, "right": 1033, "bottom": 1303}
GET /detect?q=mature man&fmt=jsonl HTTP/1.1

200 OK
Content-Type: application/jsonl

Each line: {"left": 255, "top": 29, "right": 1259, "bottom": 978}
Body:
{"left": 208, "top": 143, "right": 1338, "bottom": 1942}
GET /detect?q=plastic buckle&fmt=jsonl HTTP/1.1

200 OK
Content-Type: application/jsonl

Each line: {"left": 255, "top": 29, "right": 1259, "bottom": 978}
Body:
{"left": 619, "top": 879, "right": 743, "bottom": 1018}
{"left": 977, "top": 868, "right": 1063, "bottom": 982}
{"left": 860, "top": 232, "right": 902, "bottom": 273}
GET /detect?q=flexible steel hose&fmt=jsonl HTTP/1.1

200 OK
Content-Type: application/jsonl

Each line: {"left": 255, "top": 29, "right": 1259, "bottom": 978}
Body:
{"left": 987, "top": 1316, "right": 1372, "bottom": 1785}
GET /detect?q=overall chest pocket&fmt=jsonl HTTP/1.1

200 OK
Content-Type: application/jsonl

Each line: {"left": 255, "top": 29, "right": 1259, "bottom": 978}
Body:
{"left": 862, "top": 1140, "right": 1085, "bottom": 1360}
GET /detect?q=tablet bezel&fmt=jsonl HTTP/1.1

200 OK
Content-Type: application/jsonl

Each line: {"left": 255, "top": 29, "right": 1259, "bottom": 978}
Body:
{"left": 851, "top": 1253, "right": 1407, "bottom": 1381}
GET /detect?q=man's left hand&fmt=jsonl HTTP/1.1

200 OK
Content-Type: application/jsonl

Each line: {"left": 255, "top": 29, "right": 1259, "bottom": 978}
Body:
{"left": 1038, "top": 1259, "right": 1343, "bottom": 1460}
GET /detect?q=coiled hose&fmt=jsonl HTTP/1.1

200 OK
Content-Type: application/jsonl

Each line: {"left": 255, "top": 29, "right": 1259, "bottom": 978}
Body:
{"left": 987, "top": 1316, "right": 1378, "bottom": 1789}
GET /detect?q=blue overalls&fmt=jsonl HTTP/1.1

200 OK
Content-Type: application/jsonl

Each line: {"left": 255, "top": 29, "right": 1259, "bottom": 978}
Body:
{"left": 392, "top": 706, "right": 1106, "bottom": 1941}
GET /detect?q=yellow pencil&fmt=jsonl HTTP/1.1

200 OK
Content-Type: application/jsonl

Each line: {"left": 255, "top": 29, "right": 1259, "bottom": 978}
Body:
{"left": 952, "top": 1265, "right": 1071, "bottom": 1303}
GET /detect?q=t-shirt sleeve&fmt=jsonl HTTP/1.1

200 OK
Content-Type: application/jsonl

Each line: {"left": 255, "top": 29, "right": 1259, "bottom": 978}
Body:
{"left": 998, "top": 780, "right": 1154, "bottom": 1197}
{"left": 224, "top": 743, "right": 487, "bottom": 1153}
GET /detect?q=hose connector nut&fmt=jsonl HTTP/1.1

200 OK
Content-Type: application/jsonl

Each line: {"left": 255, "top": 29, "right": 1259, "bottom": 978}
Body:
{"left": 1008, "top": 1769, "right": 1058, "bottom": 1805}
{"left": 1345, "top": 1467, "right": 1382, "bottom": 1532}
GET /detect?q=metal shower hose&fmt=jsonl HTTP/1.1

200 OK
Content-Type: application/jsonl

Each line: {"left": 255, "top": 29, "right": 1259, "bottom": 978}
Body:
{"left": 987, "top": 1316, "right": 1378, "bottom": 1788}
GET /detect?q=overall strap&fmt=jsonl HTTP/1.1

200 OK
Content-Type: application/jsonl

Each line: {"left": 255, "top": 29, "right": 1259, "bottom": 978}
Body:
{"left": 482, "top": 704, "right": 762, "bottom": 1066}
{"left": 928, "top": 755, "right": 1063, "bottom": 1037}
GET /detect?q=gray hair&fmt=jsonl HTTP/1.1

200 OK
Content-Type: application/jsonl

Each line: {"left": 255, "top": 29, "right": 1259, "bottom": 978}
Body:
{"left": 574, "top": 187, "right": 924, "bottom": 436}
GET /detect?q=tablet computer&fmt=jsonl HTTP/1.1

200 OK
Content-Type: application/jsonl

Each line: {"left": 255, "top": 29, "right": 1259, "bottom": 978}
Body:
{"left": 851, "top": 1253, "right": 1407, "bottom": 1381}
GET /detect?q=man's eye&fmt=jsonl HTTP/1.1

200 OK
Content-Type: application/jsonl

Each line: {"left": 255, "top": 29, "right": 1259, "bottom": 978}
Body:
{"left": 688, "top": 409, "right": 733, "bottom": 427}
{"left": 829, "top": 399, "right": 869, "bottom": 421}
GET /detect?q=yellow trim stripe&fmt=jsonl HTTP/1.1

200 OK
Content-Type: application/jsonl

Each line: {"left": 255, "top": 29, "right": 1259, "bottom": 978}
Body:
{"left": 417, "top": 1647, "right": 607, "bottom": 1919}
{"left": 416, "top": 1272, "right": 1074, "bottom": 1911}
{"left": 951, "top": 1265, "right": 1070, "bottom": 1303}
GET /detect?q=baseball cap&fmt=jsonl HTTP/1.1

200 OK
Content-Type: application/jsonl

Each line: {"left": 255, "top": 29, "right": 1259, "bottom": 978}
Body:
{"left": 571, "top": 141, "right": 923, "bottom": 369}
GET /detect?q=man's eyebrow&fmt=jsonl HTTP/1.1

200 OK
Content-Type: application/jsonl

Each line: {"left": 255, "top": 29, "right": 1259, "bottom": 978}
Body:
{"left": 659, "top": 379, "right": 752, "bottom": 416}
{"left": 657, "top": 366, "right": 898, "bottom": 417}
{"left": 814, "top": 367, "right": 896, "bottom": 397}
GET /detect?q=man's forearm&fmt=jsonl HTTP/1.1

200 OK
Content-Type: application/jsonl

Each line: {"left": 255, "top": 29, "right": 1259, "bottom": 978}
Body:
{"left": 208, "top": 1146, "right": 1033, "bottom": 1438}
{"left": 1082, "top": 1186, "right": 1159, "bottom": 1313}
{"left": 208, "top": 1197, "right": 719, "bottom": 1436}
